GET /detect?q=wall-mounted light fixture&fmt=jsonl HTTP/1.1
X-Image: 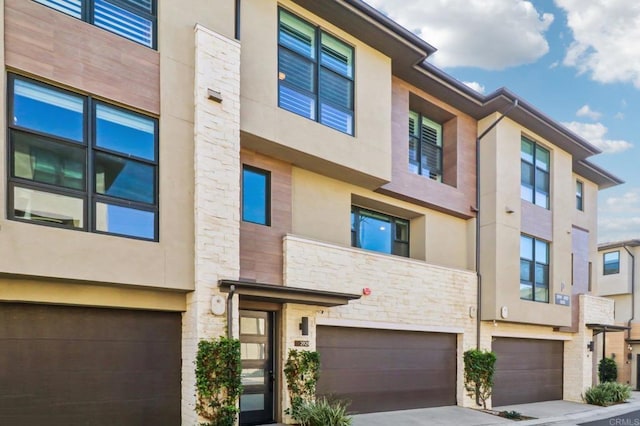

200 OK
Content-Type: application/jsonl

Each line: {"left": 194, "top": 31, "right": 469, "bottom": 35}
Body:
{"left": 587, "top": 341, "right": 594, "bottom": 352}
{"left": 299, "top": 317, "right": 309, "bottom": 336}
{"left": 207, "top": 88, "right": 223, "bottom": 103}
{"left": 612, "top": 352, "right": 616, "bottom": 359}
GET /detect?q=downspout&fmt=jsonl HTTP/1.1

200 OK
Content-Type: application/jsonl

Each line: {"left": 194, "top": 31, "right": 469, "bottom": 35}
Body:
{"left": 624, "top": 246, "right": 635, "bottom": 345}
{"left": 234, "top": 0, "right": 241, "bottom": 40}
{"left": 227, "top": 284, "right": 236, "bottom": 337}
{"left": 475, "top": 99, "right": 519, "bottom": 350}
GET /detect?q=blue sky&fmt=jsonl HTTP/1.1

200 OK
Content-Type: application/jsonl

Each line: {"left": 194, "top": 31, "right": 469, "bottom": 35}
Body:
{"left": 365, "top": 0, "right": 640, "bottom": 243}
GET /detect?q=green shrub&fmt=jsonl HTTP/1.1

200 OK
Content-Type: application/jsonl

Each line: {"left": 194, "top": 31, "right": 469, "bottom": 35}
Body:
{"left": 598, "top": 357, "right": 618, "bottom": 382}
{"left": 284, "top": 349, "right": 320, "bottom": 421}
{"left": 463, "top": 349, "right": 497, "bottom": 409}
{"left": 295, "top": 398, "right": 352, "bottom": 426}
{"left": 195, "top": 337, "right": 242, "bottom": 426}
{"left": 583, "top": 382, "right": 631, "bottom": 406}
{"left": 499, "top": 410, "right": 523, "bottom": 420}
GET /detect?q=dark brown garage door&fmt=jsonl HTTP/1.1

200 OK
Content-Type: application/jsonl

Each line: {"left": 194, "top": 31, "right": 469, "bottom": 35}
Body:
{"left": 0, "top": 303, "right": 181, "bottom": 426}
{"left": 492, "top": 337, "right": 563, "bottom": 406}
{"left": 316, "top": 326, "right": 456, "bottom": 414}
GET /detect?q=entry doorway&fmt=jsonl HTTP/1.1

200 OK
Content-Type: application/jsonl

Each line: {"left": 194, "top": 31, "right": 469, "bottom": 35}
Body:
{"left": 239, "top": 310, "right": 275, "bottom": 426}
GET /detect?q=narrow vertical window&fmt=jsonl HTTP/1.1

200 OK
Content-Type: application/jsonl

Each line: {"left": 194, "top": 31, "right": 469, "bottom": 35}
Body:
{"left": 603, "top": 251, "right": 620, "bottom": 275}
{"left": 408, "top": 111, "right": 442, "bottom": 181}
{"left": 576, "top": 180, "right": 584, "bottom": 211}
{"left": 242, "top": 166, "right": 270, "bottom": 226}
{"left": 520, "top": 234, "right": 550, "bottom": 303}
{"left": 521, "top": 137, "right": 550, "bottom": 209}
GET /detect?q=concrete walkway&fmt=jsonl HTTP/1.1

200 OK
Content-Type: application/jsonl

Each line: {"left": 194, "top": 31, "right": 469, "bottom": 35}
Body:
{"left": 262, "top": 392, "right": 640, "bottom": 425}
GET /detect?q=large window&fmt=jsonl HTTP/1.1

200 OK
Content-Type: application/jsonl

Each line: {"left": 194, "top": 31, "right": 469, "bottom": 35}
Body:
{"left": 34, "top": 0, "right": 156, "bottom": 48}
{"left": 521, "top": 137, "right": 550, "bottom": 209}
{"left": 576, "top": 180, "right": 584, "bottom": 211}
{"left": 242, "top": 166, "right": 270, "bottom": 226}
{"left": 8, "top": 74, "right": 158, "bottom": 240}
{"left": 278, "top": 8, "right": 354, "bottom": 135}
{"left": 408, "top": 111, "right": 442, "bottom": 181}
{"left": 351, "top": 206, "right": 409, "bottom": 257}
{"left": 520, "top": 235, "right": 549, "bottom": 303}
{"left": 603, "top": 251, "right": 620, "bottom": 275}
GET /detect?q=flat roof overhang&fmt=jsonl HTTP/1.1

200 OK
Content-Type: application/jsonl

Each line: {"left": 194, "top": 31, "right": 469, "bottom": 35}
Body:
{"left": 587, "top": 323, "right": 631, "bottom": 336}
{"left": 219, "top": 280, "right": 361, "bottom": 307}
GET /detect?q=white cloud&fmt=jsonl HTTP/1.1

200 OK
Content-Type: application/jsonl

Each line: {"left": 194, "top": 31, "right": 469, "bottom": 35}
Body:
{"left": 615, "top": 112, "right": 625, "bottom": 120}
{"left": 575, "top": 104, "right": 601, "bottom": 120}
{"left": 463, "top": 81, "right": 486, "bottom": 94}
{"left": 562, "top": 121, "right": 633, "bottom": 153}
{"left": 365, "top": 0, "right": 553, "bottom": 70}
{"left": 557, "top": 0, "right": 640, "bottom": 87}
{"left": 598, "top": 189, "right": 640, "bottom": 242}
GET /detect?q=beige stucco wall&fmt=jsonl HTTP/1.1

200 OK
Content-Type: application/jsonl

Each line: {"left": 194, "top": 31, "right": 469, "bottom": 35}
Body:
{"left": 283, "top": 234, "right": 478, "bottom": 410}
{"left": 291, "top": 167, "right": 473, "bottom": 270}
{"left": 479, "top": 115, "right": 575, "bottom": 326}
{"left": 239, "top": 0, "right": 392, "bottom": 188}
{"left": 0, "top": 0, "right": 237, "bottom": 293}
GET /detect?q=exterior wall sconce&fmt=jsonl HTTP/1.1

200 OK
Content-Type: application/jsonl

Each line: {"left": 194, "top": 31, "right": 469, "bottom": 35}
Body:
{"left": 300, "top": 317, "right": 309, "bottom": 336}
{"left": 611, "top": 352, "right": 616, "bottom": 359}
{"left": 587, "top": 341, "right": 594, "bottom": 352}
{"left": 207, "top": 88, "right": 223, "bottom": 103}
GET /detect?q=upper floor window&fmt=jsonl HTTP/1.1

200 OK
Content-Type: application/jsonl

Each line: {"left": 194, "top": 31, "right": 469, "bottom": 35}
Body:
{"left": 520, "top": 234, "right": 549, "bottom": 303}
{"left": 242, "top": 165, "right": 270, "bottom": 226}
{"left": 277, "top": 8, "right": 354, "bottom": 135}
{"left": 521, "top": 137, "right": 550, "bottom": 209}
{"left": 576, "top": 180, "right": 584, "bottom": 211}
{"left": 8, "top": 74, "right": 158, "bottom": 240}
{"left": 351, "top": 206, "right": 409, "bottom": 257}
{"left": 408, "top": 111, "right": 442, "bottom": 182}
{"left": 34, "top": 0, "right": 156, "bottom": 48}
{"left": 603, "top": 251, "right": 620, "bottom": 275}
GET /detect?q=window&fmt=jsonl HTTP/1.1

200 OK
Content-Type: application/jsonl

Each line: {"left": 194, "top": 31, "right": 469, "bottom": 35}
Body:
{"left": 33, "top": 0, "right": 156, "bottom": 48}
{"left": 242, "top": 166, "right": 270, "bottom": 226}
{"left": 576, "top": 180, "right": 584, "bottom": 211}
{"left": 603, "top": 251, "right": 620, "bottom": 275}
{"left": 278, "top": 8, "right": 354, "bottom": 135}
{"left": 351, "top": 206, "right": 409, "bottom": 257}
{"left": 8, "top": 74, "right": 158, "bottom": 240}
{"left": 520, "top": 235, "right": 549, "bottom": 302}
{"left": 408, "top": 111, "right": 442, "bottom": 181}
{"left": 521, "top": 137, "right": 550, "bottom": 209}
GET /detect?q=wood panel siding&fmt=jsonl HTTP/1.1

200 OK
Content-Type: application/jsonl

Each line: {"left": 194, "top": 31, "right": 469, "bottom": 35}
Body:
{"left": 379, "top": 77, "right": 477, "bottom": 219}
{"left": 240, "top": 150, "right": 292, "bottom": 285}
{"left": 5, "top": 0, "right": 160, "bottom": 114}
{"left": 316, "top": 326, "right": 457, "bottom": 414}
{"left": 0, "top": 303, "right": 181, "bottom": 425}
{"left": 492, "top": 338, "right": 563, "bottom": 406}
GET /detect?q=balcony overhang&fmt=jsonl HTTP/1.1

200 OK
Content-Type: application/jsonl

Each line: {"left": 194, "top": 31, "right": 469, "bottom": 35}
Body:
{"left": 218, "top": 280, "right": 361, "bottom": 307}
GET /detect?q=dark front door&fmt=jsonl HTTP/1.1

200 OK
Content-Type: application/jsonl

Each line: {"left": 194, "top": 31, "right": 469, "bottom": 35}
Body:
{"left": 239, "top": 310, "right": 274, "bottom": 426}
{"left": 636, "top": 354, "right": 640, "bottom": 390}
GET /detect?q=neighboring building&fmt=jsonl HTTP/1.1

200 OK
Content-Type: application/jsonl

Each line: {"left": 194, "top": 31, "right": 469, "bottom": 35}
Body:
{"left": 598, "top": 240, "right": 640, "bottom": 389}
{"left": 0, "top": 1, "right": 622, "bottom": 426}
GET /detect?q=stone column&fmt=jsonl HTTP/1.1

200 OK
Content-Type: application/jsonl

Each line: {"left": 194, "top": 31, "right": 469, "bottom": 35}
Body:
{"left": 182, "top": 25, "right": 241, "bottom": 425}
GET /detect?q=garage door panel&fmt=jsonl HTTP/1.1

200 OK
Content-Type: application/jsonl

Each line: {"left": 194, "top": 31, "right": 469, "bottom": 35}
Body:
{"left": 0, "top": 303, "right": 180, "bottom": 426}
{"left": 317, "top": 326, "right": 456, "bottom": 414}
{"left": 318, "top": 347, "right": 456, "bottom": 370}
{"left": 492, "top": 338, "right": 563, "bottom": 406}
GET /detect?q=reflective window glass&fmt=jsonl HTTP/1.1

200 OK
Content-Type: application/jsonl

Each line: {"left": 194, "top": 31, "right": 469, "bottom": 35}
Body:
{"left": 241, "top": 369, "right": 265, "bottom": 386}
{"left": 240, "top": 394, "right": 265, "bottom": 412}
{"left": 13, "top": 186, "right": 84, "bottom": 228}
{"left": 352, "top": 207, "right": 409, "bottom": 257}
{"left": 95, "top": 104, "right": 155, "bottom": 160}
{"left": 13, "top": 131, "right": 85, "bottom": 190}
{"left": 95, "top": 152, "right": 155, "bottom": 203}
{"left": 34, "top": 0, "right": 82, "bottom": 18}
{"left": 13, "top": 79, "right": 84, "bottom": 142}
{"left": 240, "top": 317, "right": 266, "bottom": 335}
{"left": 241, "top": 343, "right": 266, "bottom": 360}
{"left": 242, "top": 167, "right": 270, "bottom": 225}
{"left": 95, "top": 202, "right": 155, "bottom": 239}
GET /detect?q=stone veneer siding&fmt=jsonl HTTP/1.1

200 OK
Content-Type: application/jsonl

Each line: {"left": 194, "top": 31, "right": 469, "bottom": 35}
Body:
{"left": 282, "top": 234, "right": 478, "bottom": 415}
{"left": 182, "top": 25, "right": 241, "bottom": 425}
